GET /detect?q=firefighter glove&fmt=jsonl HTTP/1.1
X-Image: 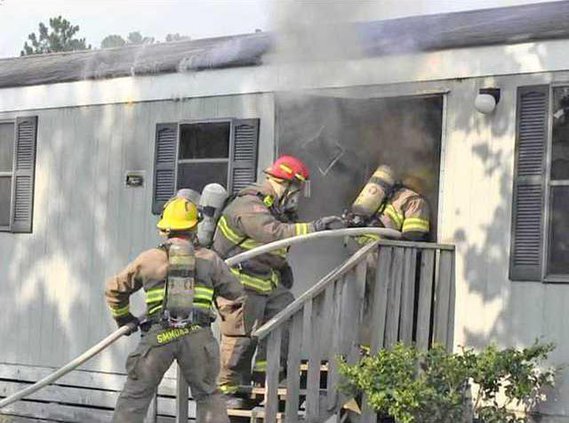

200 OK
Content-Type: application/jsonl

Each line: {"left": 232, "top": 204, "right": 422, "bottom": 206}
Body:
{"left": 115, "top": 313, "right": 139, "bottom": 336}
{"left": 279, "top": 264, "right": 294, "bottom": 289}
{"left": 313, "top": 215, "right": 345, "bottom": 232}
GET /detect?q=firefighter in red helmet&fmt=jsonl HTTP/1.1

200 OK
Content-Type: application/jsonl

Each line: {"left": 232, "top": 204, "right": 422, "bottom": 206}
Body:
{"left": 212, "top": 155, "right": 343, "bottom": 407}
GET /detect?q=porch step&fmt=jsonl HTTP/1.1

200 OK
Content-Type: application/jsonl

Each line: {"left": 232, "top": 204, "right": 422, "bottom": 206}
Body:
{"left": 236, "top": 385, "right": 328, "bottom": 399}
{"left": 227, "top": 407, "right": 302, "bottom": 422}
{"left": 299, "top": 362, "right": 329, "bottom": 372}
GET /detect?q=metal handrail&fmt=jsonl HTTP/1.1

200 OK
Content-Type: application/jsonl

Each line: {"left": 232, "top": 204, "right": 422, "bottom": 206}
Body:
{"left": 0, "top": 227, "right": 399, "bottom": 409}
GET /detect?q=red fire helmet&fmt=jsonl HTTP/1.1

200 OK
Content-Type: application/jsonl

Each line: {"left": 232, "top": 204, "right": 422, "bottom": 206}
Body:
{"left": 264, "top": 155, "right": 310, "bottom": 183}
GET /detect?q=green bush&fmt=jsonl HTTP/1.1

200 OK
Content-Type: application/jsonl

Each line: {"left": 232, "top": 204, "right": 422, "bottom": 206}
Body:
{"left": 339, "top": 342, "right": 556, "bottom": 423}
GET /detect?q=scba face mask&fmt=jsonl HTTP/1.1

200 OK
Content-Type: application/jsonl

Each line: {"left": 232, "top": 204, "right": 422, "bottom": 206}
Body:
{"left": 282, "top": 189, "right": 301, "bottom": 213}
{"left": 277, "top": 186, "right": 303, "bottom": 222}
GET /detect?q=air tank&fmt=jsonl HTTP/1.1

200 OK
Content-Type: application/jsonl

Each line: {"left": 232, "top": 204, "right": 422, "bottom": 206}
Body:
{"left": 176, "top": 188, "right": 201, "bottom": 205}
{"left": 164, "top": 239, "right": 196, "bottom": 324}
{"left": 198, "top": 183, "right": 229, "bottom": 247}
{"left": 351, "top": 165, "right": 397, "bottom": 217}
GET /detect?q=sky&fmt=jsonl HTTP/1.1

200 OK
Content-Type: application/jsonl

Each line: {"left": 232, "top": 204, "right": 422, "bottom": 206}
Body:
{"left": 0, "top": 0, "right": 558, "bottom": 59}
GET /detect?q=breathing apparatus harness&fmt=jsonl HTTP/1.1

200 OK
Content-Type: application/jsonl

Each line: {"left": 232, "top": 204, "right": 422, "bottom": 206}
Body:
{"left": 342, "top": 182, "right": 402, "bottom": 228}
{"left": 153, "top": 239, "right": 211, "bottom": 329}
{"left": 222, "top": 190, "right": 282, "bottom": 260}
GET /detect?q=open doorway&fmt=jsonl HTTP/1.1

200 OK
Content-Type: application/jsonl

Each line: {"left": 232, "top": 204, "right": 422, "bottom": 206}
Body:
{"left": 276, "top": 92, "right": 444, "bottom": 291}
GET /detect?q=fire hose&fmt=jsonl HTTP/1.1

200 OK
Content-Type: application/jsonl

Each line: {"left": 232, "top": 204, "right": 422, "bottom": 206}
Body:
{"left": 0, "top": 227, "right": 400, "bottom": 409}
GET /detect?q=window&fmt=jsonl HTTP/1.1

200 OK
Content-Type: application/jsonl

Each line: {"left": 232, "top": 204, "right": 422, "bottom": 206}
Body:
{"left": 0, "top": 117, "right": 38, "bottom": 233}
{"left": 152, "top": 119, "right": 260, "bottom": 214}
{"left": 510, "top": 85, "right": 569, "bottom": 281}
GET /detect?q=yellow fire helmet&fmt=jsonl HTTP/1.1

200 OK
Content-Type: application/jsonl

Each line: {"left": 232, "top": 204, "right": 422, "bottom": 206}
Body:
{"left": 157, "top": 197, "right": 199, "bottom": 232}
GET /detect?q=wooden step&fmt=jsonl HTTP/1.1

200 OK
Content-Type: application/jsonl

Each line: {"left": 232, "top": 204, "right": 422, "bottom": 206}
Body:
{"left": 227, "top": 407, "right": 295, "bottom": 422}
{"left": 300, "top": 362, "right": 329, "bottom": 372}
{"left": 236, "top": 385, "right": 327, "bottom": 399}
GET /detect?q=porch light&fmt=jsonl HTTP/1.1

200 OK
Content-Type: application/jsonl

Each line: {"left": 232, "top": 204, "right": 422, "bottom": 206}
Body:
{"left": 475, "top": 88, "right": 501, "bottom": 114}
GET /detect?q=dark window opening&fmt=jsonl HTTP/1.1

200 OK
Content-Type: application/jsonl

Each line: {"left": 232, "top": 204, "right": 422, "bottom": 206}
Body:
{"left": 547, "top": 87, "right": 569, "bottom": 276}
{"left": 551, "top": 88, "right": 569, "bottom": 181}
{"left": 0, "top": 123, "right": 14, "bottom": 171}
{"left": 276, "top": 93, "right": 443, "bottom": 290}
{"left": 548, "top": 186, "right": 569, "bottom": 274}
{"left": 179, "top": 122, "right": 230, "bottom": 160}
{"left": 177, "top": 122, "right": 231, "bottom": 193}
{"left": 276, "top": 93, "right": 442, "bottom": 234}
{"left": 0, "top": 122, "right": 14, "bottom": 228}
{"left": 0, "top": 176, "right": 11, "bottom": 226}
{"left": 177, "top": 162, "right": 229, "bottom": 193}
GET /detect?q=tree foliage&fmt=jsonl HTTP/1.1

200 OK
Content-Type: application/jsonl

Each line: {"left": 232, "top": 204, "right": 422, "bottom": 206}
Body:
{"left": 100, "top": 32, "right": 190, "bottom": 49}
{"left": 100, "top": 34, "right": 126, "bottom": 49}
{"left": 21, "top": 16, "right": 91, "bottom": 56}
{"left": 127, "top": 31, "right": 155, "bottom": 45}
{"left": 165, "top": 33, "right": 190, "bottom": 42}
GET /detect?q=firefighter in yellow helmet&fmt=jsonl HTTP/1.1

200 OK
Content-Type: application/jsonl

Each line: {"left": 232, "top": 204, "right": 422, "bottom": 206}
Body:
{"left": 212, "top": 155, "right": 344, "bottom": 407}
{"left": 105, "top": 197, "right": 246, "bottom": 423}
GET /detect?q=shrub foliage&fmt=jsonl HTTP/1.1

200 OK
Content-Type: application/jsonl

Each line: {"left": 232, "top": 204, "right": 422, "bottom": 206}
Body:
{"left": 339, "top": 342, "right": 555, "bottom": 423}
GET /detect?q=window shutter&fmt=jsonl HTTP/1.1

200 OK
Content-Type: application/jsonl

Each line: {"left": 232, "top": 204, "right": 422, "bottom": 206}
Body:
{"left": 152, "top": 123, "right": 178, "bottom": 214}
{"left": 509, "top": 85, "right": 549, "bottom": 281}
{"left": 11, "top": 116, "right": 38, "bottom": 233}
{"left": 230, "top": 119, "right": 260, "bottom": 194}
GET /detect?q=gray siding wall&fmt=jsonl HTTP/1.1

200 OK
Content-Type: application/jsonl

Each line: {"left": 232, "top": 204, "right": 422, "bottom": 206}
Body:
{"left": 0, "top": 93, "right": 275, "bottom": 373}
{"left": 440, "top": 72, "right": 569, "bottom": 419}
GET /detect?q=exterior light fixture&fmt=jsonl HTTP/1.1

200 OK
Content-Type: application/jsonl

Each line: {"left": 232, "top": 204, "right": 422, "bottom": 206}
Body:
{"left": 475, "top": 88, "right": 501, "bottom": 114}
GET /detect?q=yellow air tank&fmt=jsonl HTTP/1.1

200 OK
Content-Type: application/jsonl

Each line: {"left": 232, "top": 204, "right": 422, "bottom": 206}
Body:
{"left": 351, "top": 165, "right": 396, "bottom": 217}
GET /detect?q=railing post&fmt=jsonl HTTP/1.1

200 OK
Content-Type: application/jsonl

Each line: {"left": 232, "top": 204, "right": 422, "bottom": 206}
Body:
{"left": 369, "top": 246, "right": 392, "bottom": 354}
{"left": 285, "top": 312, "right": 303, "bottom": 423}
{"left": 338, "top": 272, "right": 357, "bottom": 362}
{"left": 385, "top": 247, "right": 404, "bottom": 348}
{"left": 326, "top": 280, "right": 343, "bottom": 412}
{"left": 416, "top": 249, "right": 435, "bottom": 350}
{"left": 176, "top": 364, "right": 189, "bottom": 423}
{"left": 447, "top": 251, "right": 456, "bottom": 351}
{"left": 361, "top": 246, "right": 392, "bottom": 423}
{"left": 399, "top": 248, "right": 417, "bottom": 344}
{"left": 306, "top": 295, "right": 323, "bottom": 423}
{"left": 434, "top": 250, "right": 453, "bottom": 348}
{"left": 265, "top": 326, "right": 282, "bottom": 423}
{"left": 333, "top": 258, "right": 369, "bottom": 419}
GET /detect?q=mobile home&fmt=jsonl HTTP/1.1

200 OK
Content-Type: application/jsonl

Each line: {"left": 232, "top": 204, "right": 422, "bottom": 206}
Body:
{"left": 1, "top": 1, "right": 569, "bottom": 421}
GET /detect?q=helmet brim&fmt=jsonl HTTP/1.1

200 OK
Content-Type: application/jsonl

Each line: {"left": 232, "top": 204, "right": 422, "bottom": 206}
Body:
{"left": 157, "top": 219, "right": 198, "bottom": 231}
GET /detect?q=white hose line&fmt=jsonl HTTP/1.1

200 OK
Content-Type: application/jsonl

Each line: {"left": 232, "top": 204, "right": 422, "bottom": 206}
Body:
{"left": 0, "top": 226, "right": 398, "bottom": 408}
{"left": 0, "top": 323, "right": 135, "bottom": 408}
{"left": 225, "top": 227, "right": 400, "bottom": 267}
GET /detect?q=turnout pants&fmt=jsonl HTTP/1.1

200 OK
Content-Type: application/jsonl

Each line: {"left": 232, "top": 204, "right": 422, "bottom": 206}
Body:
{"left": 217, "top": 285, "right": 294, "bottom": 391}
{"left": 113, "top": 326, "right": 229, "bottom": 423}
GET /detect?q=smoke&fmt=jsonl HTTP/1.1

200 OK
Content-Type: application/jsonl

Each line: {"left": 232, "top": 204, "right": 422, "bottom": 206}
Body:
{"left": 268, "top": 1, "right": 438, "bottom": 208}
{"left": 268, "top": 1, "right": 442, "bottom": 289}
{"left": 269, "top": 1, "right": 368, "bottom": 63}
